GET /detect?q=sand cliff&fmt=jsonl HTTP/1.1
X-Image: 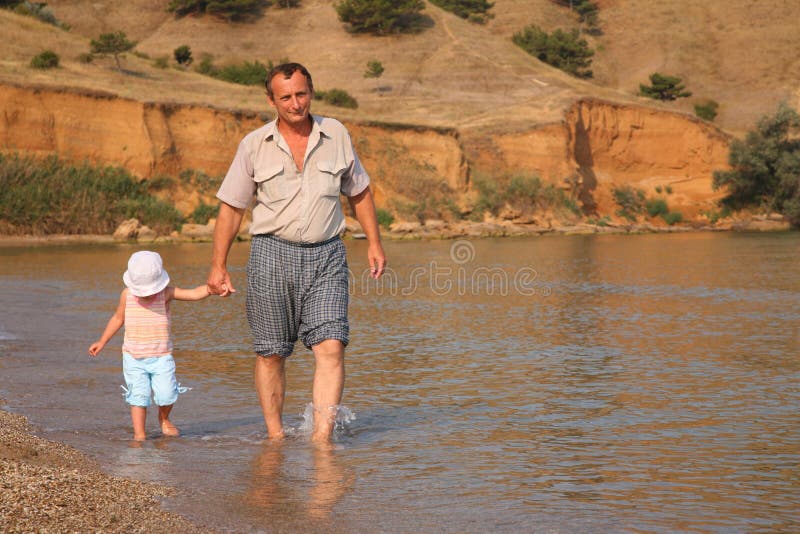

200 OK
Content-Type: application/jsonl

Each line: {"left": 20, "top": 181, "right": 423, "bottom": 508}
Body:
{"left": 0, "top": 82, "right": 731, "bottom": 222}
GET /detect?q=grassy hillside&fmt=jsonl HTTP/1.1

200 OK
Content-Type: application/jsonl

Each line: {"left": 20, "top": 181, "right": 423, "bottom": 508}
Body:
{"left": 1, "top": 0, "right": 799, "bottom": 133}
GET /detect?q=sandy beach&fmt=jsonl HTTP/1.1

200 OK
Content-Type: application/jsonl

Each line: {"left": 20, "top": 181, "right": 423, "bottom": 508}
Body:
{"left": 0, "top": 402, "right": 206, "bottom": 533}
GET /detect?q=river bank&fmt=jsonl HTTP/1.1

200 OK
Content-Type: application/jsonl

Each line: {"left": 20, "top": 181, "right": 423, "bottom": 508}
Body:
{"left": 0, "top": 212, "right": 792, "bottom": 248}
{"left": 0, "top": 404, "right": 208, "bottom": 532}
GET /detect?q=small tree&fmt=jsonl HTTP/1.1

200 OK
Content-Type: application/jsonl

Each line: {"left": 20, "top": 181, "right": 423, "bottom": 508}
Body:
{"left": 30, "top": 50, "right": 59, "bottom": 69}
{"left": 639, "top": 73, "right": 692, "bottom": 101}
{"left": 335, "top": 0, "right": 427, "bottom": 35}
{"left": 174, "top": 45, "right": 193, "bottom": 66}
{"left": 512, "top": 25, "right": 594, "bottom": 78}
{"left": 90, "top": 31, "right": 136, "bottom": 72}
{"left": 713, "top": 103, "right": 800, "bottom": 226}
{"left": 364, "top": 59, "right": 384, "bottom": 91}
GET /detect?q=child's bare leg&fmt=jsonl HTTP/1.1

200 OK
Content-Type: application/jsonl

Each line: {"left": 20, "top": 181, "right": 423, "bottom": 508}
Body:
{"left": 158, "top": 404, "right": 180, "bottom": 436}
{"left": 131, "top": 406, "right": 147, "bottom": 441}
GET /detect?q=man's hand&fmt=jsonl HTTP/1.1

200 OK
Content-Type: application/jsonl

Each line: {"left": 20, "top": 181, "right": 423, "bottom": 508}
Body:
{"left": 208, "top": 265, "right": 236, "bottom": 297}
{"left": 368, "top": 242, "right": 386, "bottom": 279}
{"left": 208, "top": 202, "right": 245, "bottom": 297}
{"left": 348, "top": 186, "right": 387, "bottom": 279}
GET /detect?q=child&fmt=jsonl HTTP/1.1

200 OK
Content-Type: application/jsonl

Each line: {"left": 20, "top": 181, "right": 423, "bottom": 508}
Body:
{"left": 89, "top": 250, "right": 211, "bottom": 441}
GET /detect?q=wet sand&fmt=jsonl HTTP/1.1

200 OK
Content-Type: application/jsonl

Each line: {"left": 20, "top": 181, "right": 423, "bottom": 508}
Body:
{"left": 0, "top": 402, "right": 207, "bottom": 533}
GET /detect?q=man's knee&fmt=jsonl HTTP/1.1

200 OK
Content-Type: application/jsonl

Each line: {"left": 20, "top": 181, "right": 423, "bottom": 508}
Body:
{"left": 256, "top": 353, "right": 286, "bottom": 370}
{"left": 312, "top": 340, "right": 345, "bottom": 368}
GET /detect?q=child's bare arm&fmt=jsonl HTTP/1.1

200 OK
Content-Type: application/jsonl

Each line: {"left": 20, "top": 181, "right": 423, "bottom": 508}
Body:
{"left": 88, "top": 290, "right": 126, "bottom": 357}
{"left": 169, "top": 284, "right": 212, "bottom": 302}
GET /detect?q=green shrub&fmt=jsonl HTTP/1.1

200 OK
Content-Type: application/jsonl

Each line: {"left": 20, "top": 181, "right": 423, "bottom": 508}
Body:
{"left": 77, "top": 52, "right": 94, "bottom": 64}
{"left": 335, "top": 0, "right": 428, "bottom": 35}
{"left": 153, "top": 56, "right": 169, "bottom": 69}
{"left": 645, "top": 198, "right": 668, "bottom": 217}
{"left": 189, "top": 202, "right": 218, "bottom": 224}
{"left": 0, "top": 154, "right": 183, "bottom": 235}
{"left": 694, "top": 99, "right": 719, "bottom": 121}
{"left": 588, "top": 215, "right": 611, "bottom": 227}
{"left": 30, "top": 50, "right": 59, "bottom": 69}
{"left": 318, "top": 88, "right": 358, "bottom": 109}
{"left": 376, "top": 208, "right": 394, "bottom": 229}
{"left": 429, "top": 0, "right": 494, "bottom": 23}
{"left": 179, "top": 169, "right": 222, "bottom": 193}
{"left": 612, "top": 184, "right": 646, "bottom": 221}
{"left": 215, "top": 60, "right": 268, "bottom": 85}
{"left": 512, "top": 25, "right": 593, "bottom": 78}
{"left": 195, "top": 56, "right": 272, "bottom": 86}
{"left": 174, "top": 45, "right": 193, "bottom": 66}
{"left": 469, "top": 173, "right": 576, "bottom": 220}
{"left": 168, "top": 0, "right": 268, "bottom": 21}
{"left": 662, "top": 211, "right": 683, "bottom": 225}
{"left": 194, "top": 57, "right": 215, "bottom": 79}
{"left": 702, "top": 206, "right": 731, "bottom": 224}
{"left": 13, "top": 1, "right": 69, "bottom": 28}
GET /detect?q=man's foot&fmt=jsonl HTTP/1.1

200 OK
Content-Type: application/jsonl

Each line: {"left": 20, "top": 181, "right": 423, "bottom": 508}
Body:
{"left": 160, "top": 420, "right": 180, "bottom": 437}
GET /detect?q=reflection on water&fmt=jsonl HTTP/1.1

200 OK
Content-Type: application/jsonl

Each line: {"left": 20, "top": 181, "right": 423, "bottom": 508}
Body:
{"left": 0, "top": 232, "right": 798, "bottom": 532}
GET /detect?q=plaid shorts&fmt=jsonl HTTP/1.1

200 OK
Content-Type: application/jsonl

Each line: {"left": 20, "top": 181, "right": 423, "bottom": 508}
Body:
{"left": 246, "top": 234, "right": 349, "bottom": 358}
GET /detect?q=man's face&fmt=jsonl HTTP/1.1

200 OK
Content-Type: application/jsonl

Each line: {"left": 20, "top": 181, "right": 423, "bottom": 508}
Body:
{"left": 268, "top": 70, "right": 312, "bottom": 128}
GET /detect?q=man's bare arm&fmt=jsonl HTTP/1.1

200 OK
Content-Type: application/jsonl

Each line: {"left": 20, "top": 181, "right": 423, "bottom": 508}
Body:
{"left": 348, "top": 186, "right": 386, "bottom": 279}
{"left": 208, "top": 202, "right": 245, "bottom": 296}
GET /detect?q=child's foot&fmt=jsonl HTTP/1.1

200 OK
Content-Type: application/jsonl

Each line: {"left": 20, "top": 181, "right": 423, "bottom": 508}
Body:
{"left": 160, "top": 420, "right": 180, "bottom": 437}
{"left": 133, "top": 432, "right": 146, "bottom": 442}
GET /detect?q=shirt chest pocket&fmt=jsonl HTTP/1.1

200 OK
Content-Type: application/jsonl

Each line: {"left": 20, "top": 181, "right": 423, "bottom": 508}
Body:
{"left": 316, "top": 160, "right": 347, "bottom": 197}
{"left": 254, "top": 164, "right": 288, "bottom": 202}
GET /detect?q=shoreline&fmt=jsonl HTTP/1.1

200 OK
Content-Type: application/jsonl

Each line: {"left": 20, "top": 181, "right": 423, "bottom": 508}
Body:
{"left": 0, "top": 403, "right": 207, "bottom": 532}
{"left": 0, "top": 214, "right": 793, "bottom": 247}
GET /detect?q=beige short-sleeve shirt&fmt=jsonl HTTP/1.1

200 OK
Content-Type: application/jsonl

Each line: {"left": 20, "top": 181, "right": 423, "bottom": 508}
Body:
{"left": 217, "top": 115, "right": 370, "bottom": 243}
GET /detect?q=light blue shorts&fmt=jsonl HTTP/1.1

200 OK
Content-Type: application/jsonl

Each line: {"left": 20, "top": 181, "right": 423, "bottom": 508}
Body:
{"left": 122, "top": 353, "right": 184, "bottom": 407}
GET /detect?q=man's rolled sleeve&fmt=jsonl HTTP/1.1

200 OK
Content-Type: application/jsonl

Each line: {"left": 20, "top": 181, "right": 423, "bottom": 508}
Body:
{"left": 217, "top": 139, "right": 257, "bottom": 209}
{"left": 341, "top": 147, "right": 370, "bottom": 198}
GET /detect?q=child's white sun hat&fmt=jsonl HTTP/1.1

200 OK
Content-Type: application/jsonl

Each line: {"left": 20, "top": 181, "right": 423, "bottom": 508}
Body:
{"left": 123, "top": 251, "right": 170, "bottom": 297}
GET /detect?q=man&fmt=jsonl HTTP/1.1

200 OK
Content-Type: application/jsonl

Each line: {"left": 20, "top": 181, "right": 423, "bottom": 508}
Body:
{"left": 208, "top": 62, "right": 386, "bottom": 442}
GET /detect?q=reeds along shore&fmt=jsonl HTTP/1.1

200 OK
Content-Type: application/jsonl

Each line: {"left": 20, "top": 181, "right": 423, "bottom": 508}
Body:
{"left": 0, "top": 405, "right": 206, "bottom": 532}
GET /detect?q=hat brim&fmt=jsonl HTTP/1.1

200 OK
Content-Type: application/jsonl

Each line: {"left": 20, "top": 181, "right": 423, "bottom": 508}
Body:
{"left": 123, "top": 269, "right": 170, "bottom": 297}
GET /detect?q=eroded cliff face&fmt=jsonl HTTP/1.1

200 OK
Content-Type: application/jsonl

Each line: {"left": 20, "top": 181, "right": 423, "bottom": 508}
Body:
{"left": 468, "top": 99, "right": 732, "bottom": 220}
{"left": 0, "top": 83, "right": 730, "bottom": 222}
{"left": 566, "top": 99, "right": 732, "bottom": 218}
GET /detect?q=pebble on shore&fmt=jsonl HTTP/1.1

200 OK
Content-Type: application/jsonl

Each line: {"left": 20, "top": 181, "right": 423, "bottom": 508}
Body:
{"left": 0, "top": 405, "right": 206, "bottom": 533}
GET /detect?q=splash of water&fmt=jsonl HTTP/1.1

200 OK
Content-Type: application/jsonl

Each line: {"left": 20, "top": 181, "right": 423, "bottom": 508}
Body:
{"left": 298, "top": 403, "right": 356, "bottom": 438}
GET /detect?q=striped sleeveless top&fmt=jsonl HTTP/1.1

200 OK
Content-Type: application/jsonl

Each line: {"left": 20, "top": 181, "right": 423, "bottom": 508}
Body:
{"left": 122, "top": 289, "right": 172, "bottom": 358}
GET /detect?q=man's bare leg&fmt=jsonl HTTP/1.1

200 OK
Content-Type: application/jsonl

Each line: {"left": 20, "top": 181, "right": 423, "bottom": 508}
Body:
{"left": 255, "top": 355, "right": 286, "bottom": 439}
{"left": 158, "top": 404, "right": 180, "bottom": 436}
{"left": 311, "top": 340, "right": 345, "bottom": 443}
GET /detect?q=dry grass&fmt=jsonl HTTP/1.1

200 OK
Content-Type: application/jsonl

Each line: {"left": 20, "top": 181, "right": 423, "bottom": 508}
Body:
{"left": 1, "top": 0, "right": 799, "bottom": 135}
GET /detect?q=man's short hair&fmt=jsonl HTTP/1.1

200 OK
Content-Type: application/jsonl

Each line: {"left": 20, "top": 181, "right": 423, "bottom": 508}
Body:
{"left": 265, "top": 62, "right": 314, "bottom": 99}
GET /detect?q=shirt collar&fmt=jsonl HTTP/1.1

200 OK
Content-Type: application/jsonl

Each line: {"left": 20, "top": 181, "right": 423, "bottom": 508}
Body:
{"left": 262, "top": 115, "right": 332, "bottom": 141}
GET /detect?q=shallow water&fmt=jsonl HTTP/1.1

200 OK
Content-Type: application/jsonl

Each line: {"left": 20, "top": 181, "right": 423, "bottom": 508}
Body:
{"left": 1, "top": 232, "right": 798, "bottom": 532}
